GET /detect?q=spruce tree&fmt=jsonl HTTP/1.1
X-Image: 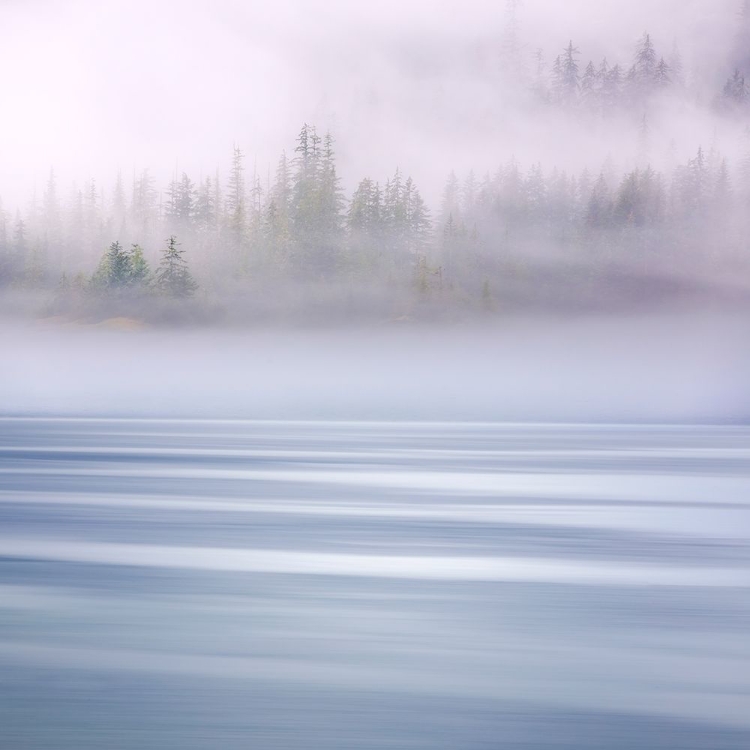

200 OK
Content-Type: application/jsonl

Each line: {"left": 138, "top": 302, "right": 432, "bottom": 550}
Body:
{"left": 631, "top": 33, "right": 659, "bottom": 99}
{"left": 92, "top": 241, "right": 131, "bottom": 288}
{"left": 560, "top": 41, "right": 581, "bottom": 106}
{"left": 156, "top": 235, "right": 197, "bottom": 298}
{"left": 225, "top": 146, "right": 246, "bottom": 237}
{"left": 127, "top": 244, "right": 150, "bottom": 285}
{"left": 722, "top": 69, "right": 748, "bottom": 108}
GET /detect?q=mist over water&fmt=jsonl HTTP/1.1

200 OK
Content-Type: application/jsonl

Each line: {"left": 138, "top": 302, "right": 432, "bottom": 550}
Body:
{"left": 2, "top": 312, "right": 749, "bottom": 422}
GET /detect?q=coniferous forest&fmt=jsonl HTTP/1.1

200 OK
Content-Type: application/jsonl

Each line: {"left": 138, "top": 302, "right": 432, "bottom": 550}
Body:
{"left": 3, "top": 4, "right": 750, "bottom": 323}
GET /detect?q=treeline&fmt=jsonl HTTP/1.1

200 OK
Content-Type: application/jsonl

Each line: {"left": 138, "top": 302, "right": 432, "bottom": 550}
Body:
{"left": 88, "top": 236, "right": 196, "bottom": 298}
{"left": 527, "top": 34, "right": 683, "bottom": 112}
{"left": 1, "top": 120, "right": 750, "bottom": 318}
{"left": 0, "top": 124, "right": 433, "bottom": 291}
{"left": 503, "top": 1, "right": 750, "bottom": 113}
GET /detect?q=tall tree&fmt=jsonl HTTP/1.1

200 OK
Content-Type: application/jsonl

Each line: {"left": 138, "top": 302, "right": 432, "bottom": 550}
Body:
{"left": 155, "top": 235, "right": 197, "bottom": 297}
{"left": 225, "top": 145, "right": 246, "bottom": 237}
{"left": 630, "top": 33, "right": 659, "bottom": 99}
{"left": 552, "top": 41, "right": 581, "bottom": 106}
{"left": 722, "top": 69, "right": 748, "bottom": 109}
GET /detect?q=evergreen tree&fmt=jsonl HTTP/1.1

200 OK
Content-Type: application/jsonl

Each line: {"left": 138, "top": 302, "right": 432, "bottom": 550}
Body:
{"left": 263, "top": 152, "right": 293, "bottom": 268}
{"left": 155, "top": 235, "right": 197, "bottom": 298}
{"left": 92, "top": 241, "right": 132, "bottom": 288}
{"left": 405, "top": 180, "right": 431, "bottom": 255}
{"left": 732, "top": 0, "right": 750, "bottom": 74}
{"left": 13, "top": 212, "right": 26, "bottom": 258}
{"left": 722, "top": 69, "right": 748, "bottom": 109}
{"left": 438, "top": 171, "right": 461, "bottom": 229}
{"left": 630, "top": 33, "right": 659, "bottom": 99}
{"left": 602, "top": 63, "right": 623, "bottom": 112}
{"left": 290, "top": 123, "right": 322, "bottom": 269}
{"left": 654, "top": 58, "right": 671, "bottom": 89}
{"left": 42, "top": 169, "right": 61, "bottom": 243}
{"left": 580, "top": 61, "right": 598, "bottom": 108}
{"left": 127, "top": 244, "right": 151, "bottom": 285}
{"left": 525, "top": 163, "right": 546, "bottom": 221}
{"left": 559, "top": 41, "right": 581, "bottom": 106}
{"left": 195, "top": 177, "right": 217, "bottom": 233}
{"left": 111, "top": 172, "right": 127, "bottom": 235}
{"left": 347, "top": 177, "right": 383, "bottom": 272}
{"left": 316, "top": 131, "right": 345, "bottom": 270}
{"left": 225, "top": 146, "right": 246, "bottom": 237}
{"left": 586, "top": 173, "right": 613, "bottom": 228}
{"left": 131, "top": 169, "right": 158, "bottom": 242}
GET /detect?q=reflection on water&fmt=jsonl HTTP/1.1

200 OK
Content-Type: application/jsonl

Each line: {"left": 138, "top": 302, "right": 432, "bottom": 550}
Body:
{"left": 1, "top": 419, "right": 749, "bottom": 749}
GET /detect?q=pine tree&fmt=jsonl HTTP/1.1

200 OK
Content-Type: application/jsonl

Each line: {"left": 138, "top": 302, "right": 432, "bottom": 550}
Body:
{"left": 732, "top": 0, "right": 750, "bottom": 74}
{"left": 580, "top": 61, "right": 598, "bottom": 108}
{"left": 602, "top": 63, "right": 622, "bottom": 112}
{"left": 560, "top": 41, "right": 581, "bottom": 106}
{"left": 131, "top": 170, "right": 158, "bottom": 247}
{"left": 111, "top": 172, "right": 127, "bottom": 234}
{"left": 631, "top": 33, "right": 658, "bottom": 99}
{"left": 347, "top": 177, "right": 383, "bottom": 273}
{"left": 674, "top": 147, "right": 709, "bottom": 216}
{"left": 92, "top": 241, "right": 131, "bottom": 288}
{"left": 175, "top": 173, "right": 196, "bottom": 225}
{"left": 525, "top": 163, "right": 546, "bottom": 220}
{"left": 288, "top": 126, "right": 343, "bottom": 274}
{"left": 195, "top": 177, "right": 216, "bottom": 233}
{"left": 439, "top": 172, "right": 461, "bottom": 229}
{"left": 263, "top": 152, "right": 293, "bottom": 267}
{"left": 155, "top": 235, "right": 197, "bottom": 298}
{"left": 128, "top": 244, "right": 150, "bottom": 285}
{"left": 291, "top": 124, "right": 322, "bottom": 268}
{"left": 226, "top": 145, "right": 246, "bottom": 236}
{"left": 712, "top": 158, "right": 733, "bottom": 216}
{"left": 722, "top": 69, "right": 748, "bottom": 108}
{"left": 42, "top": 170, "right": 61, "bottom": 242}
{"left": 317, "top": 131, "right": 345, "bottom": 267}
{"left": 654, "top": 58, "right": 671, "bottom": 89}
{"left": 406, "top": 181, "right": 431, "bottom": 255}
{"left": 13, "top": 212, "right": 26, "bottom": 257}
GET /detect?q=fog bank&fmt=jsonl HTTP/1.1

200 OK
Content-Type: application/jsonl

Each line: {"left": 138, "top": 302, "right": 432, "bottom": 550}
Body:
{"left": 3, "top": 314, "right": 748, "bottom": 422}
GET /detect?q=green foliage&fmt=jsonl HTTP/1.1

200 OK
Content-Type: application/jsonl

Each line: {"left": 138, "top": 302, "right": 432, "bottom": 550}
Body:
{"left": 91, "top": 241, "right": 151, "bottom": 290}
{"left": 155, "top": 235, "right": 198, "bottom": 298}
{"left": 128, "top": 244, "right": 150, "bottom": 285}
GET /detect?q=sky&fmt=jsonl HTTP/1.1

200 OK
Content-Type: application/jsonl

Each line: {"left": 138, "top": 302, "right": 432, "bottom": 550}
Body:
{"left": 0, "top": 0, "right": 740, "bottom": 208}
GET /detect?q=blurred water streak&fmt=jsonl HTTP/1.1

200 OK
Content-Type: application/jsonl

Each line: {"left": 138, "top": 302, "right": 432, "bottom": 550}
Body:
{"left": 1, "top": 419, "right": 749, "bottom": 749}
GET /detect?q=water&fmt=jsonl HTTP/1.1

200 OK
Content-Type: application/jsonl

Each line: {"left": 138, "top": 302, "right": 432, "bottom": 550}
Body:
{"left": 1, "top": 418, "right": 749, "bottom": 749}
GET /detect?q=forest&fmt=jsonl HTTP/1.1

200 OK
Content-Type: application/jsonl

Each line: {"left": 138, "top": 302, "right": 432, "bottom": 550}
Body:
{"left": 2, "top": 3, "right": 750, "bottom": 323}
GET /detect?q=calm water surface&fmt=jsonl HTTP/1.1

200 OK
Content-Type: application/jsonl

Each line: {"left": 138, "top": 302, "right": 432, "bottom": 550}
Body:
{"left": 1, "top": 418, "right": 749, "bottom": 749}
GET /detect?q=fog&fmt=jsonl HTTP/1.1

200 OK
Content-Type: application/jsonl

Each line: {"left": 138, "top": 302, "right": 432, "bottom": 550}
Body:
{"left": 0, "top": 0, "right": 741, "bottom": 203}
{"left": 2, "top": 314, "right": 749, "bottom": 422}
